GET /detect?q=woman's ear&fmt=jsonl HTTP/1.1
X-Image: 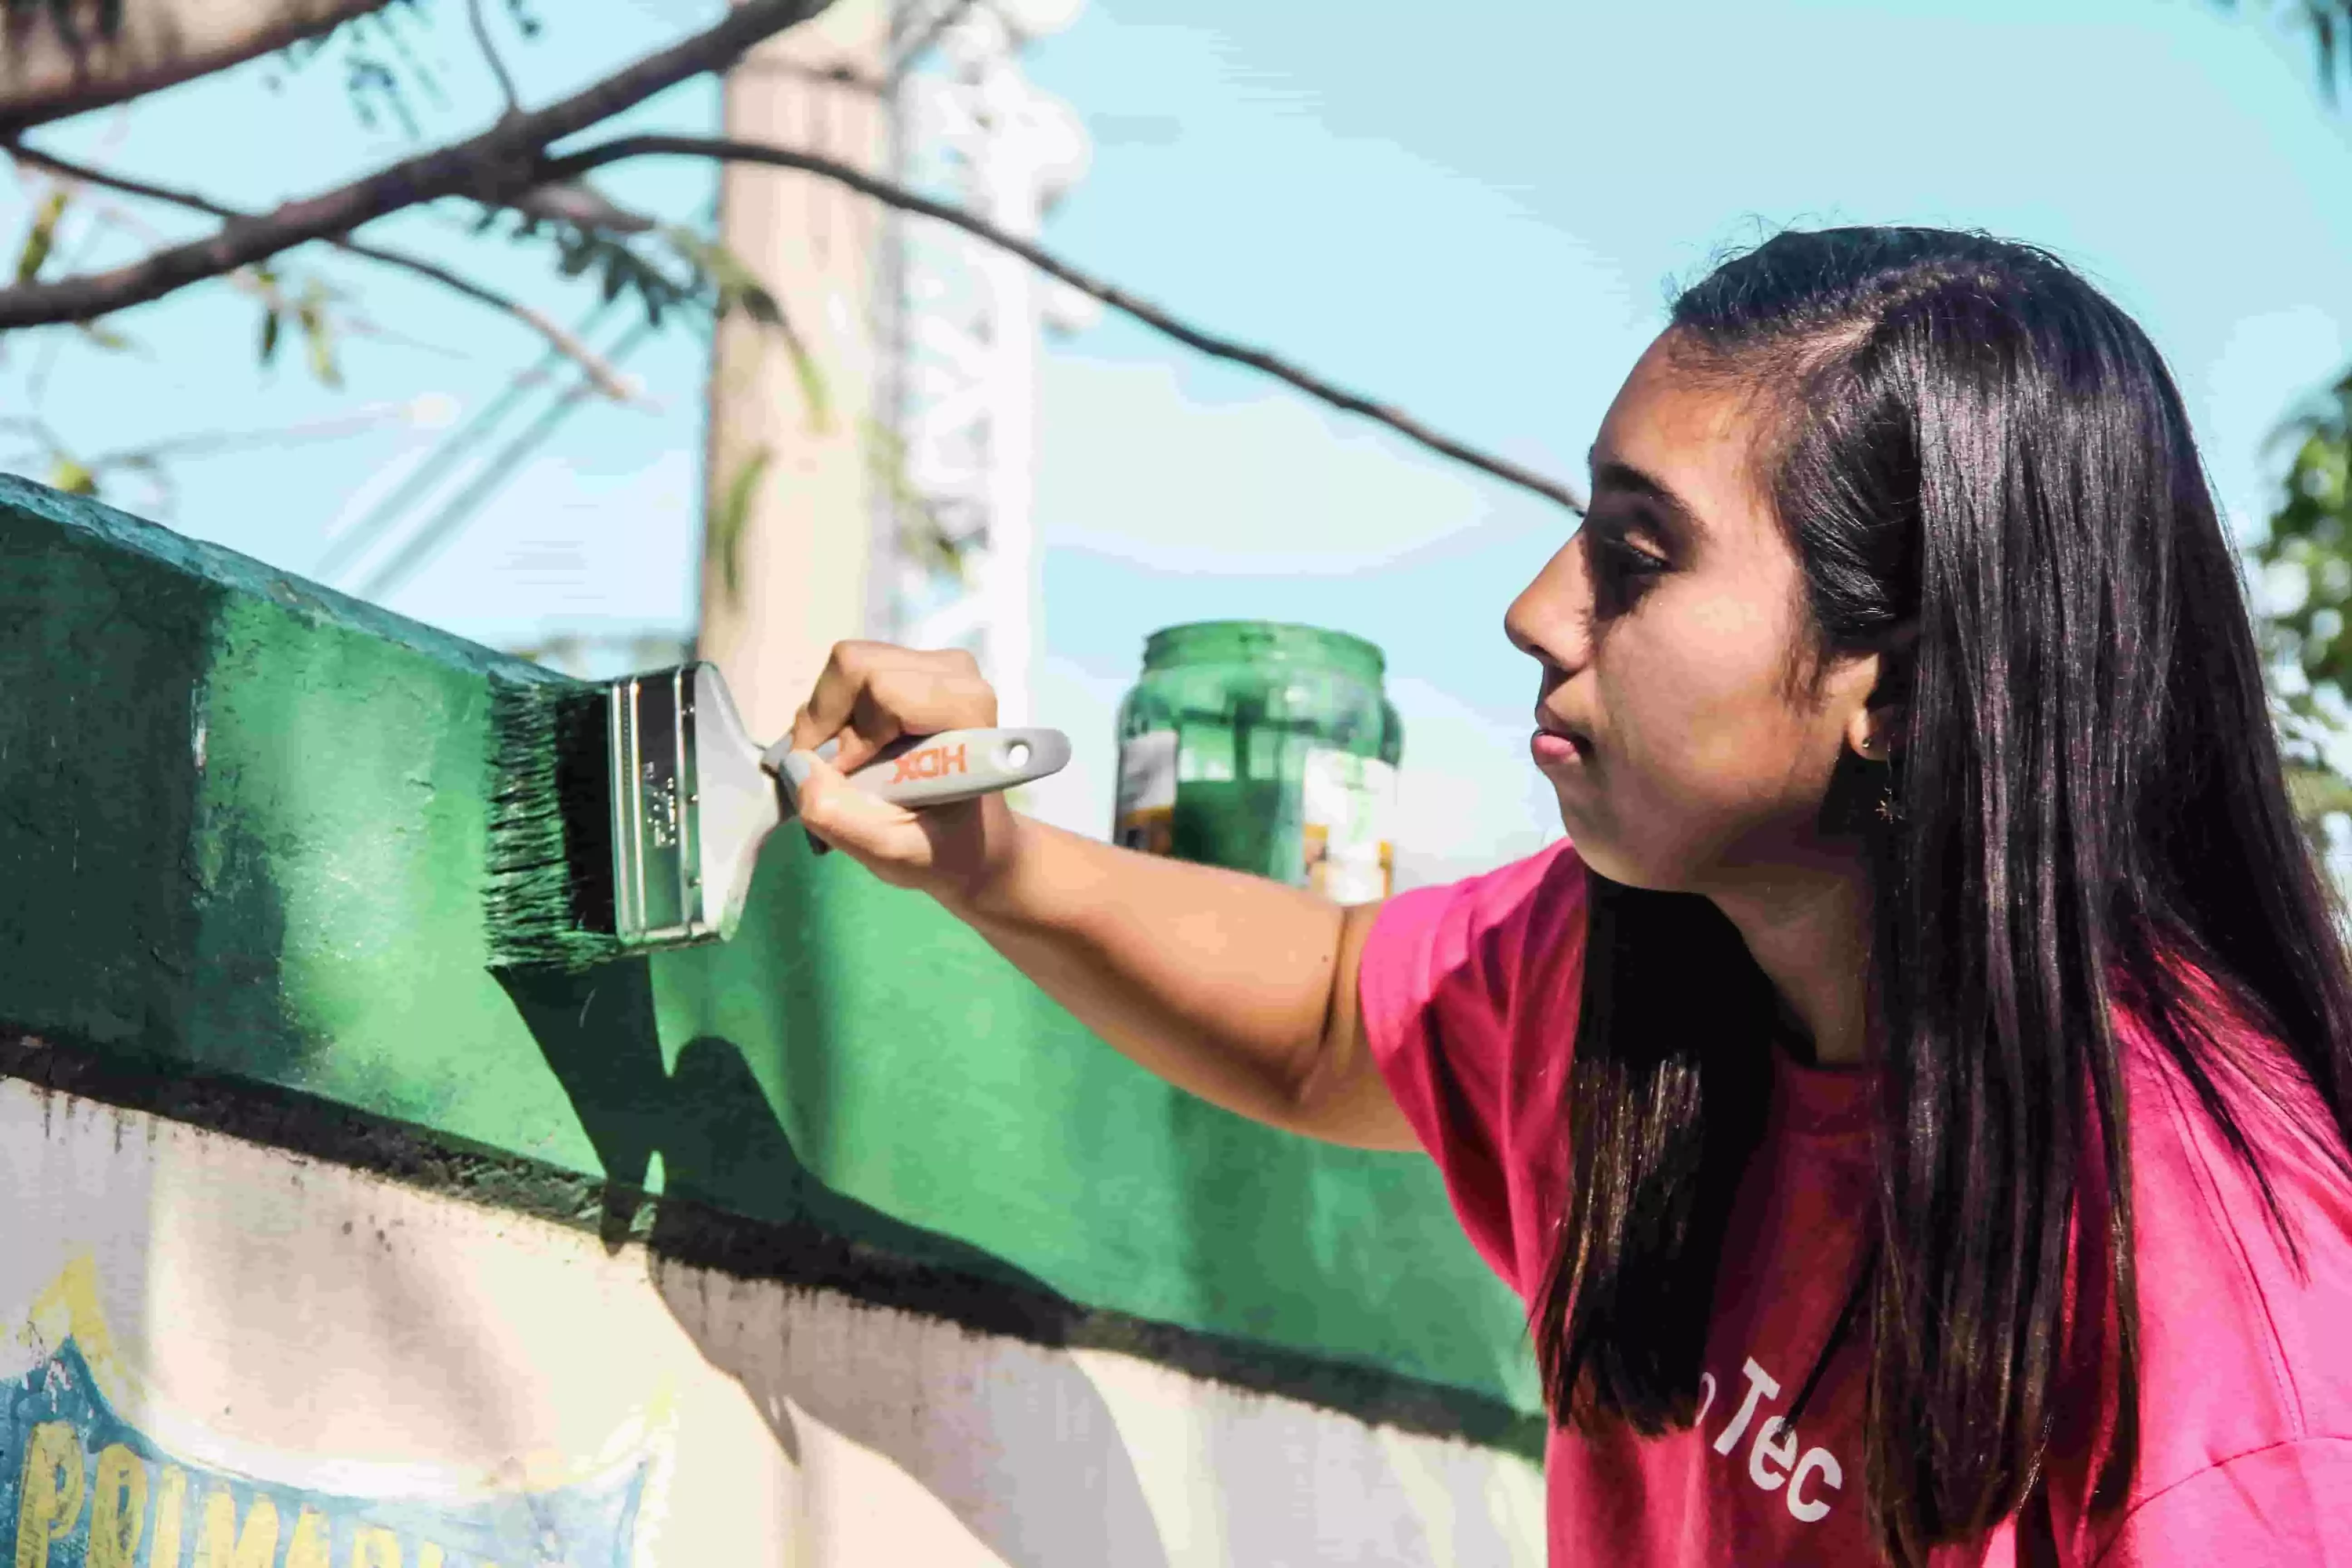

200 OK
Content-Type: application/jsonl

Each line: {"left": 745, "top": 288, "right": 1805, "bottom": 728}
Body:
{"left": 1843, "top": 701, "right": 1897, "bottom": 763}
{"left": 1857, "top": 620, "right": 1918, "bottom": 760}
{"left": 1847, "top": 701, "right": 1906, "bottom": 761}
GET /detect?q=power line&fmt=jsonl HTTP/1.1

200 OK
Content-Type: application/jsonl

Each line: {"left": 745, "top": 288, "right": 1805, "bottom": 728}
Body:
{"left": 354, "top": 314, "right": 662, "bottom": 602}
{"left": 315, "top": 296, "right": 623, "bottom": 586}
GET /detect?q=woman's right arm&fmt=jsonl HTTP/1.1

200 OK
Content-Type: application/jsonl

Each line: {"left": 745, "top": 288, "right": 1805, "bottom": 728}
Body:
{"left": 778, "top": 641, "right": 1418, "bottom": 1153}
{"left": 947, "top": 814, "right": 1416, "bottom": 1151}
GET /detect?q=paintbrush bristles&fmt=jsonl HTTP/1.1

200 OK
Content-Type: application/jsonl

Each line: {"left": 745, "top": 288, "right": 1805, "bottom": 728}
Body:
{"left": 483, "top": 678, "right": 624, "bottom": 971}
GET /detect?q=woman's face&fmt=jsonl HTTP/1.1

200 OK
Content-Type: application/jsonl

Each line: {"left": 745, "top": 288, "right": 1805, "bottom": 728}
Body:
{"left": 1504, "top": 332, "right": 1885, "bottom": 894}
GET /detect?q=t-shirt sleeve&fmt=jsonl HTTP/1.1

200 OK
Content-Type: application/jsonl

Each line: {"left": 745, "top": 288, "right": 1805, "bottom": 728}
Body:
{"left": 2090, "top": 1439, "right": 2352, "bottom": 1566}
{"left": 1357, "top": 838, "right": 1589, "bottom": 1296}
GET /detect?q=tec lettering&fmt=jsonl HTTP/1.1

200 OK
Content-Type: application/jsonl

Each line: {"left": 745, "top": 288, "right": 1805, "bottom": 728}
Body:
{"left": 1695, "top": 1356, "right": 1844, "bottom": 1524}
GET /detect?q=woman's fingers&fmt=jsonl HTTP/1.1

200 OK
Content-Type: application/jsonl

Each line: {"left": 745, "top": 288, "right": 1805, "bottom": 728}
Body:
{"left": 788, "top": 643, "right": 998, "bottom": 774}
{"left": 784, "top": 748, "right": 914, "bottom": 867}
{"left": 779, "top": 641, "right": 1007, "bottom": 895}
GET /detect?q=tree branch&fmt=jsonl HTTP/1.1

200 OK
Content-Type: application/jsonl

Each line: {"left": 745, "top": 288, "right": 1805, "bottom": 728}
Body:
{"left": 469, "top": 0, "right": 524, "bottom": 120}
{"left": 6, "top": 143, "right": 644, "bottom": 404}
{"left": 338, "top": 242, "right": 643, "bottom": 405}
{"left": 0, "top": 0, "right": 836, "bottom": 329}
{"left": 546, "top": 134, "right": 1589, "bottom": 516}
{"left": 0, "top": 0, "right": 397, "bottom": 136}
{"left": 0, "top": 0, "right": 1584, "bottom": 518}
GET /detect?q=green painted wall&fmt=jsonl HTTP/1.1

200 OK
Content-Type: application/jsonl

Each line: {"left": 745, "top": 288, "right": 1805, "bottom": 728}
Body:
{"left": 0, "top": 475, "right": 1541, "bottom": 1425}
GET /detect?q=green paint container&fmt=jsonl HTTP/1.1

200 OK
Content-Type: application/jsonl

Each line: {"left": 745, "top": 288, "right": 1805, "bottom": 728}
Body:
{"left": 1113, "top": 621, "right": 1404, "bottom": 901}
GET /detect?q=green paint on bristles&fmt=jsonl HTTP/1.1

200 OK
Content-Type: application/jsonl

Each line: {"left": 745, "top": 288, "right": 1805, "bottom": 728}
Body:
{"left": 483, "top": 678, "right": 624, "bottom": 971}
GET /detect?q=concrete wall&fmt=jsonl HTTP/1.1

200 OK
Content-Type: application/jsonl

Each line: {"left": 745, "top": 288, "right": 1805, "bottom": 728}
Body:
{"left": 0, "top": 1076, "right": 1542, "bottom": 1565}
{"left": 0, "top": 475, "right": 1545, "bottom": 1562}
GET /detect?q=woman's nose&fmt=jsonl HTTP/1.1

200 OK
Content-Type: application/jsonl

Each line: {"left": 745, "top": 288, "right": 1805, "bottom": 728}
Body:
{"left": 1504, "top": 537, "right": 1592, "bottom": 672}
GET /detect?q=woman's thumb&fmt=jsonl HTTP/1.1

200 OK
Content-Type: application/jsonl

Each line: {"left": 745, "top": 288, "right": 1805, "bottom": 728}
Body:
{"left": 778, "top": 749, "right": 844, "bottom": 855}
{"left": 779, "top": 748, "right": 915, "bottom": 860}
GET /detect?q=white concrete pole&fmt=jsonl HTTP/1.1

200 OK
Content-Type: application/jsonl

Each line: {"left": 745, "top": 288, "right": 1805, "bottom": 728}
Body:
{"left": 698, "top": 0, "right": 889, "bottom": 743}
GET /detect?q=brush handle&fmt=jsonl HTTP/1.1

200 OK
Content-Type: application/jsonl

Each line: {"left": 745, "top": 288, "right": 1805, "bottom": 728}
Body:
{"left": 761, "top": 728, "right": 1071, "bottom": 810}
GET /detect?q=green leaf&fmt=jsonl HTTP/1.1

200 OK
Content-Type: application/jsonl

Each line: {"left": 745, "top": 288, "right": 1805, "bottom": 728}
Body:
{"left": 295, "top": 292, "right": 341, "bottom": 389}
{"left": 710, "top": 447, "right": 772, "bottom": 607}
{"left": 780, "top": 327, "right": 829, "bottom": 434}
{"left": 259, "top": 309, "right": 282, "bottom": 367}
{"left": 15, "top": 187, "right": 68, "bottom": 284}
{"left": 75, "top": 320, "right": 132, "bottom": 353}
{"left": 736, "top": 281, "right": 786, "bottom": 329}
{"left": 864, "top": 417, "right": 968, "bottom": 583}
{"left": 2288, "top": 762, "right": 2352, "bottom": 823}
{"left": 48, "top": 456, "right": 96, "bottom": 496}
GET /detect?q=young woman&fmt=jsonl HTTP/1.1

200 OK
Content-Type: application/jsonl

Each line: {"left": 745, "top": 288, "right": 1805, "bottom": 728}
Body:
{"left": 775, "top": 226, "right": 2352, "bottom": 1566}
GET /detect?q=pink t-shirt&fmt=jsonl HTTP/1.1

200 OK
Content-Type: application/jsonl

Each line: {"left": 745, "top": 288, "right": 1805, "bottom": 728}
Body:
{"left": 1360, "top": 839, "right": 2352, "bottom": 1566}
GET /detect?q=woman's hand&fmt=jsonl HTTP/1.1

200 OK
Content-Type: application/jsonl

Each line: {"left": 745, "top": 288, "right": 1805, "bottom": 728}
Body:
{"left": 777, "top": 640, "right": 1025, "bottom": 908}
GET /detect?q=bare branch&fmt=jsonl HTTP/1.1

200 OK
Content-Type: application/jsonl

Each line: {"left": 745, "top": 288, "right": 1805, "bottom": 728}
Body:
{"left": 338, "top": 243, "right": 644, "bottom": 405}
{"left": 0, "top": 0, "right": 837, "bottom": 330}
{"left": 547, "top": 134, "right": 1590, "bottom": 516}
{"left": 5, "top": 146, "right": 227, "bottom": 227}
{"left": 0, "top": 0, "right": 397, "bottom": 136}
{"left": 0, "top": 0, "right": 1583, "bottom": 518}
{"left": 6, "top": 144, "right": 645, "bottom": 404}
{"left": 469, "top": 0, "right": 524, "bottom": 120}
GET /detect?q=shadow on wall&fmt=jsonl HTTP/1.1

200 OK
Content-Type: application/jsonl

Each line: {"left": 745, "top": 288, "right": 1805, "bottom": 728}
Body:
{"left": 497, "top": 960, "right": 1176, "bottom": 1568}
{"left": 493, "top": 942, "right": 1504, "bottom": 1564}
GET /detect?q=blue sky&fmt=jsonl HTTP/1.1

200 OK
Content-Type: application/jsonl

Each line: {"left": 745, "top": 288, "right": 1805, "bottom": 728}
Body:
{"left": 8, "top": 0, "right": 2352, "bottom": 880}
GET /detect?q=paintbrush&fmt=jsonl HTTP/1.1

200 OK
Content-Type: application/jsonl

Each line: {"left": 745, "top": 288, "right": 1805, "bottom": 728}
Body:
{"left": 484, "top": 662, "right": 1068, "bottom": 971}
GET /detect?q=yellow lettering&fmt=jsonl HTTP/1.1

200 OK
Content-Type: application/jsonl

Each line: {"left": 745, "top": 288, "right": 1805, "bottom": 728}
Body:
{"left": 283, "top": 1508, "right": 331, "bottom": 1568}
{"left": 14, "top": 1423, "right": 83, "bottom": 1568}
{"left": 150, "top": 1469, "right": 187, "bottom": 1568}
{"left": 86, "top": 1445, "right": 145, "bottom": 1568}
{"left": 416, "top": 1546, "right": 444, "bottom": 1568}
{"left": 348, "top": 1526, "right": 400, "bottom": 1568}
{"left": 195, "top": 1491, "right": 278, "bottom": 1568}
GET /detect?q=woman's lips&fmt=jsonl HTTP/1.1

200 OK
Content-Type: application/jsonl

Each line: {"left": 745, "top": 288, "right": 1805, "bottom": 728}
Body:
{"left": 1531, "top": 715, "right": 1591, "bottom": 768}
{"left": 1532, "top": 730, "right": 1582, "bottom": 767}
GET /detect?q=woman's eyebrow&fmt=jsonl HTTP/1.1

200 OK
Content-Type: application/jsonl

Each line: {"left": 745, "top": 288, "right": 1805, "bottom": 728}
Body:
{"left": 1585, "top": 451, "right": 1705, "bottom": 542}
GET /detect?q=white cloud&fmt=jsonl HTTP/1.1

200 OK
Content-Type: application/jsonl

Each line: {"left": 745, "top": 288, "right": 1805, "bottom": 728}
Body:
{"left": 373, "top": 447, "right": 701, "bottom": 647}
{"left": 1036, "top": 354, "right": 1534, "bottom": 574}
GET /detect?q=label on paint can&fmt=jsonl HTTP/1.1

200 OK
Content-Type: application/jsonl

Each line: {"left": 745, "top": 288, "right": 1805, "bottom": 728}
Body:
{"left": 1302, "top": 747, "right": 1396, "bottom": 903}
{"left": 1115, "top": 730, "right": 1178, "bottom": 856}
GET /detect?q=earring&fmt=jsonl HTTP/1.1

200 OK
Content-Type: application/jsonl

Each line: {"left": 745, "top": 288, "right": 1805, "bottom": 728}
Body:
{"left": 1859, "top": 734, "right": 1897, "bottom": 823}
{"left": 1862, "top": 738, "right": 1900, "bottom": 827}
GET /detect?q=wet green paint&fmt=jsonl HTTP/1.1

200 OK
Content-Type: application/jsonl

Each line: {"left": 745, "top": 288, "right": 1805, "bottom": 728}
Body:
{"left": 0, "top": 475, "right": 1541, "bottom": 1420}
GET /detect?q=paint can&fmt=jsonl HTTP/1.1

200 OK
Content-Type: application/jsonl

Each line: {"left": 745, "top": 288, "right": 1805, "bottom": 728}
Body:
{"left": 1113, "top": 621, "right": 1403, "bottom": 901}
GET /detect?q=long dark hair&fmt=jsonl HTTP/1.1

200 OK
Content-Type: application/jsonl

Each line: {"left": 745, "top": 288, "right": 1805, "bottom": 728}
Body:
{"left": 1530, "top": 226, "right": 2352, "bottom": 1562}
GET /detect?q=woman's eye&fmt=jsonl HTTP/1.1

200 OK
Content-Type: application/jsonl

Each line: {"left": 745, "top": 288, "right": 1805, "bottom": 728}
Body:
{"left": 1585, "top": 528, "right": 1667, "bottom": 615}
{"left": 1598, "top": 536, "right": 1666, "bottom": 574}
